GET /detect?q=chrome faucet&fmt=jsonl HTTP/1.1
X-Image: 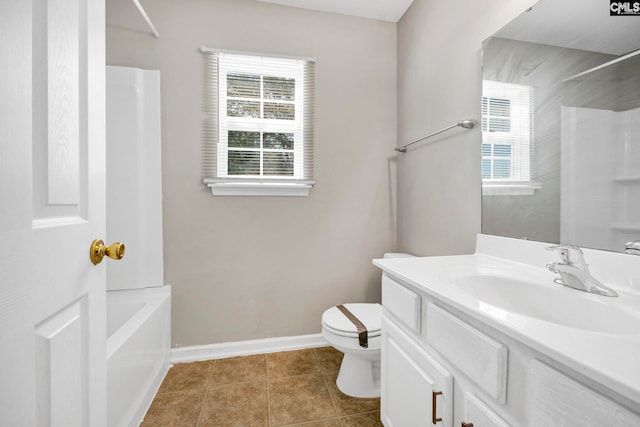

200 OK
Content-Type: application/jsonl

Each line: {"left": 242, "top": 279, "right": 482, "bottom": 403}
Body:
{"left": 546, "top": 245, "right": 618, "bottom": 297}
{"left": 625, "top": 240, "right": 640, "bottom": 255}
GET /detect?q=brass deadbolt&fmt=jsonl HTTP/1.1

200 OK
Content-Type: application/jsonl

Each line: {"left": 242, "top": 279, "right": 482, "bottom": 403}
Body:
{"left": 90, "top": 239, "right": 125, "bottom": 265}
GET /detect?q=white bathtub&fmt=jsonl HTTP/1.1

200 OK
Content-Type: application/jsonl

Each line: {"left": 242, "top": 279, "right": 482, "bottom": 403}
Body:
{"left": 107, "top": 286, "right": 171, "bottom": 427}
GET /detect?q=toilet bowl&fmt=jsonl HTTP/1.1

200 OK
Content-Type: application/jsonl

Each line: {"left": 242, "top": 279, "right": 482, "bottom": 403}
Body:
{"left": 321, "top": 253, "right": 414, "bottom": 398}
{"left": 322, "top": 303, "right": 382, "bottom": 398}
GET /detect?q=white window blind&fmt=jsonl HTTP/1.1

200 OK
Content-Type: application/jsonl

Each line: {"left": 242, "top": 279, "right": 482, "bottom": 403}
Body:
{"left": 201, "top": 48, "right": 315, "bottom": 196}
{"left": 481, "top": 80, "right": 534, "bottom": 185}
{"left": 481, "top": 80, "right": 540, "bottom": 195}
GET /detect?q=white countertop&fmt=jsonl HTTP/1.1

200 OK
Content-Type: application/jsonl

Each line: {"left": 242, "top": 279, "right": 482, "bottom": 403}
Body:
{"left": 373, "top": 234, "right": 640, "bottom": 407}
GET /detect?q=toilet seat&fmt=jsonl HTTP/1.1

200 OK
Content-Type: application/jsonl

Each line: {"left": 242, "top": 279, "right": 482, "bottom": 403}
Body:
{"left": 322, "top": 303, "right": 381, "bottom": 338}
{"left": 321, "top": 302, "right": 383, "bottom": 396}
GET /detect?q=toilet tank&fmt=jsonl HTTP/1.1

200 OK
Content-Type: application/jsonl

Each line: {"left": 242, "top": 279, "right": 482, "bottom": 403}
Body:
{"left": 383, "top": 253, "right": 414, "bottom": 259}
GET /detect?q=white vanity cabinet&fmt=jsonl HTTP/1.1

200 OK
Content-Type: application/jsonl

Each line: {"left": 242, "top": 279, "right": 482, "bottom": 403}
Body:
{"left": 381, "top": 274, "right": 511, "bottom": 427}
{"left": 375, "top": 235, "right": 640, "bottom": 427}
{"left": 381, "top": 316, "right": 453, "bottom": 427}
{"left": 379, "top": 271, "right": 640, "bottom": 427}
{"left": 381, "top": 317, "right": 510, "bottom": 427}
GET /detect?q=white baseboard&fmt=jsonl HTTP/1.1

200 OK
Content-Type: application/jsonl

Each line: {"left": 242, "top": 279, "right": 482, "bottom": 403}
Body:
{"left": 170, "top": 333, "right": 329, "bottom": 364}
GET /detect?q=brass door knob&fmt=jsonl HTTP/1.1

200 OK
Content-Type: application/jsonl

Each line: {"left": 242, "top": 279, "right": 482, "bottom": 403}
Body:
{"left": 90, "top": 239, "right": 125, "bottom": 265}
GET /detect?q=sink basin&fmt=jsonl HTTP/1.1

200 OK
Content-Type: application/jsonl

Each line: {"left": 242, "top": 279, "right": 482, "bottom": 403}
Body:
{"left": 440, "top": 269, "right": 640, "bottom": 335}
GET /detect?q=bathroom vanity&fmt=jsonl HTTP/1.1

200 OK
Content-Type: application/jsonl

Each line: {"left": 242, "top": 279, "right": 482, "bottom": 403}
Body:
{"left": 373, "top": 235, "right": 640, "bottom": 427}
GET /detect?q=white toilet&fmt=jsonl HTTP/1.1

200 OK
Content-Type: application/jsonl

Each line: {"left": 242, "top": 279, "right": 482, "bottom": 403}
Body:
{"left": 321, "top": 253, "right": 413, "bottom": 398}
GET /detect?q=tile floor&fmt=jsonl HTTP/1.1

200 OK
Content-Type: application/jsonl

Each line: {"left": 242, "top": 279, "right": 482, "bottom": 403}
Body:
{"left": 141, "top": 347, "right": 384, "bottom": 426}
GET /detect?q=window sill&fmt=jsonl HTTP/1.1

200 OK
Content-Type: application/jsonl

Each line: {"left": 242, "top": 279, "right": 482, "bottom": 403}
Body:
{"left": 482, "top": 181, "right": 541, "bottom": 196}
{"left": 204, "top": 179, "right": 315, "bottom": 197}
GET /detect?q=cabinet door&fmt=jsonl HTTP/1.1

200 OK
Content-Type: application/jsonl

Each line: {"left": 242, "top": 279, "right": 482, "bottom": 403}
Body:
{"left": 381, "top": 316, "right": 453, "bottom": 427}
{"left": 462, "top": 392, "right": 511, "bottom": 427}
{"left": 530, "top": 361, "right": 640, "bottom": 426}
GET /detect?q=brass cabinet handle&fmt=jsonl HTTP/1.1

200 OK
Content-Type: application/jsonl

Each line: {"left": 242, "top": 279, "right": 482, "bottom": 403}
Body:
{"left": 90, "top": 239, "right": 125, "bottom": 265}
{"left": 432, "top": 391, "right": 443, "bottom": 424}
{"left": 462, "top": 423, "right": 474, "bottom": 427}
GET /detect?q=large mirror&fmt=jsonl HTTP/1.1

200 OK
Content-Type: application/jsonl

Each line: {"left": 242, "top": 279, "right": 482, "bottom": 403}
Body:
{"left": 481, "top": 0, "right": 640, "bottom": 253}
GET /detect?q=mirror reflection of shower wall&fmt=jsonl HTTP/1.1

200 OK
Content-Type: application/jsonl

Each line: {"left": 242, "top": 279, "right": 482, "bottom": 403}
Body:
{"left": 480, "top": 0, "right": 640, "bottom": 253}
{"left": 561, "top": 52, "right": 640, "bottom": 251}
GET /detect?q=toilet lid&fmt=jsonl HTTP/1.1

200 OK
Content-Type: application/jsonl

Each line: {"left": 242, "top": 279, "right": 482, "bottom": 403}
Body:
{"left": 322, "top": 303, "right": 382, "bottom": 337}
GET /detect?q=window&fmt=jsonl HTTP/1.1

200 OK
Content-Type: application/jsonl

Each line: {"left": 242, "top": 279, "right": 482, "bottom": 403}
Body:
{"left": 481, "top": 80, "right": 538, "bottom": 196}
{"left": 201, "top": 49, "right": 315, "bottom": 196}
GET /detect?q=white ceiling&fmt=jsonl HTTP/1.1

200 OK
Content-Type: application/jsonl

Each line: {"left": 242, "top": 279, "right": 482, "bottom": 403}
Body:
{"left": 496, "top": 0, "right": 640, "bottom": 56}
{"left": 255, "top": 0, "right": 415, "bottom": 23}
{"left": 254, "top": 0, "right": 639, "bottom": 55}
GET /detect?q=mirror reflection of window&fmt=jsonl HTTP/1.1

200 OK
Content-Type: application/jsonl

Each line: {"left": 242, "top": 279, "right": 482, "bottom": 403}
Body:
{"left": 481, "top": 80, "right": 533, "bottom": 186}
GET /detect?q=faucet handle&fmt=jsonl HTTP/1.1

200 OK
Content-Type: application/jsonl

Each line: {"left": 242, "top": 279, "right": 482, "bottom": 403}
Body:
{"left": 545, "top": 245, "right": 586, "bottom": 268}
{"left": 545, "top": 244, "right": 583, "bottom": 255}
{"left": 625, "top": 240, "right": 640, "bottom": 255}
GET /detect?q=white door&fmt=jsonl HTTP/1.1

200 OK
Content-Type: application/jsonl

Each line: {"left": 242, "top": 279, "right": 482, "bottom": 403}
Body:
{"left": 0, "top": 0, "right": 107, "bottom": 425}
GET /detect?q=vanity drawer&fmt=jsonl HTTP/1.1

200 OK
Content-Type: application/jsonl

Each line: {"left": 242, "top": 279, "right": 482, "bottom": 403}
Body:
{"left": 530, "top": 360, "right": 640, "bottom": 426}
{"left": 426, "top": 303, "right": 508, "bottom": 403}
{"left": 381, "top": 275, "right": 421, "bottom": 333}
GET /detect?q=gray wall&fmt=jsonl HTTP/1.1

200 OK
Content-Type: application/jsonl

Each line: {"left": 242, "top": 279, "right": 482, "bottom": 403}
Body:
{"left": 396, "top": 0, "right": 538, "bottom": 256}
{"left": 106, "top": 0, "right": 397, "bottom": 347}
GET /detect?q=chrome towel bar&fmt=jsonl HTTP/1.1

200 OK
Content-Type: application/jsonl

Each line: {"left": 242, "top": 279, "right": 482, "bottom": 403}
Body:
{"left": 132, "top": 0, "right": 160, "bottom": 38}
{"left": 395, "top": 119, "right": 476, "bottom": 153}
